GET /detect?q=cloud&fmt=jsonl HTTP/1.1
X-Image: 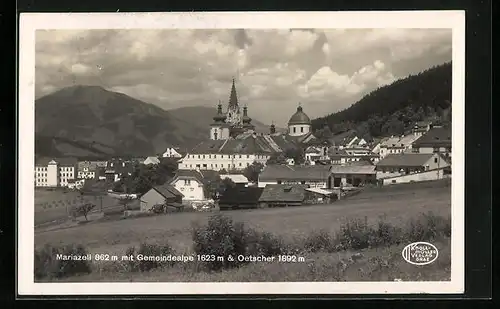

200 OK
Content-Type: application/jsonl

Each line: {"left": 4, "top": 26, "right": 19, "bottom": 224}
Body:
{"left": 35, "top": 28, "right": 451, "bottom": 126}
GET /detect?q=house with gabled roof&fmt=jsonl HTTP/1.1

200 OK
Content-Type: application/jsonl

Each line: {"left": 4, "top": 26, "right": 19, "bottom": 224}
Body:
{"left": 375, "top": 153, "right": 450, "bottom": 180}
{"left": 168, "top": 169, "right": 206, "bottom": 202}
{"left": 140, "top": 182, "right": 184, "bottom": 212}
{"left": 258, "top": 164, "right": 331, "bottom": 189}
{"left": 411, "top": 126, "right": 452, "bottom": 161}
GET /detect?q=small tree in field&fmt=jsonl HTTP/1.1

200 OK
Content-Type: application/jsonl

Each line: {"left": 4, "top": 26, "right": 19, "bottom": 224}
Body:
{"left": 75, "top": 203, "right": 96, "bottom": 221}
{"left": 243, "top": 162, "right": 264, "bottom": 183}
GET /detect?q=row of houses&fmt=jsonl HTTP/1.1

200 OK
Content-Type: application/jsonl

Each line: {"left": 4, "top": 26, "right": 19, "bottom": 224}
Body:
{"left": 138, "top": 150, "right": 451, "bottom": 212}
{"left": 34, "top": 147, "right": 184, "bottom": 188}
{"left": 303, "top": 125, "right": 451, "bottom": 166}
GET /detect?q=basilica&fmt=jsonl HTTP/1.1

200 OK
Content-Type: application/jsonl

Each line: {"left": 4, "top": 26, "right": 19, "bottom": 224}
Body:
{"left": 177, "top": 79, "right": 317, "bottom": 171}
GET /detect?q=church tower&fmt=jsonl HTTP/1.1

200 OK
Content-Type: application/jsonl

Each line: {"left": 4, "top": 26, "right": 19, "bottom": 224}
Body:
{"left": 210, "top": 101, "right": 230, "bottom": 140}
{"left": 242, "top": 105, "right": 255, "bottom": 131}
{"left": 225, "top": 78, "right": 242, "bottom": 126}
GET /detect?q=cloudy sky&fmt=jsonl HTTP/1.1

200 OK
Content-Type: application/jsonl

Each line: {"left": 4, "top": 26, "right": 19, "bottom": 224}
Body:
{"left": 35, "top": 28, "right": 452, "bottom": 126}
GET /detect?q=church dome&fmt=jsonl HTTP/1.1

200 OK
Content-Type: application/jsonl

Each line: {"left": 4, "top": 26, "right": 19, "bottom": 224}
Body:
{"left": 288, "top": 106, "right": 311, "bottom": 125}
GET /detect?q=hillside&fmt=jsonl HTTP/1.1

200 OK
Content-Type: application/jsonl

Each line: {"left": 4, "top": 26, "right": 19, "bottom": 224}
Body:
{"left": 168, "top": 106, "right": 277, "bottom": 134}
{"left": 312, "top": 62, "right": 452, "bottom": 140}
{"left": 35, "top": 85, "right": 209, "bottom": 158}
{"left": 35, "top": 86, "right": 275, "bottom": 159}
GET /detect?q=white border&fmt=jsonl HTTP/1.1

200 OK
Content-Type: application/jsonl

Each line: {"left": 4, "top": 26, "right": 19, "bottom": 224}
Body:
{"left": 18, "top": 11, "right": 465, "bottom": 295}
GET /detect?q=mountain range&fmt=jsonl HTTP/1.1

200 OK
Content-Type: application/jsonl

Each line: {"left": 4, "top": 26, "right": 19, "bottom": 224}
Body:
{"left": 35, "top": 85, "right": 273, "bottom": 159}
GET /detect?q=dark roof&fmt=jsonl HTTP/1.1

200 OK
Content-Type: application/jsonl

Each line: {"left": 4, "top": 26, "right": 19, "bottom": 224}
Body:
{"left": 288, "top": 106, "right": 311, "bottom": 125}
{"left": 171, "top": 169, "right": 204, "bottom": 183}
{"left": 189, "top": 132, "right": 298, "bottom": 155}
{"left": 153, "top": 183, "right": 184, "bottom": 199}
{"left": 218, "top": 187, "right": 264, "bottom": 204}
{"left": 328, "top": 148, "right": 349, "bottom": 158}
{"left": 259, "top": 164, "right": 330, "bottom": 181}
{"left": 412, "top": 127, "right": 451, "bottom": 148}
{"left": 258, "top": 184, "right": 307, "bottom": 203}
{"left": 376, "top": 153, "right": 436, "bottom": 167}
{"left": 35, "top": 157, "right": 78, "bottom": 167}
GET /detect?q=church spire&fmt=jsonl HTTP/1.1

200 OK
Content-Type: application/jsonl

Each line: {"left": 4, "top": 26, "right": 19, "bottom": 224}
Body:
{"left": 228, "top": 78, "right": 239, "bottom": 108}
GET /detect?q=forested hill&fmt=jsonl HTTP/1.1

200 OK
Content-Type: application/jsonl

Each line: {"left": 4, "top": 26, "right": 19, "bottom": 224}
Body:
{"left": 312, "top": 62, "right": 452, "bottom": 140}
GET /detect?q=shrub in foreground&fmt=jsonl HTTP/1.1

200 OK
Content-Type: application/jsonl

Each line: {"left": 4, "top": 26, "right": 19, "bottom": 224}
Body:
{"left": 192, "top": 214, "right": 286, "bottom": 271}
{"left": 34, "top": 244, "right": 92, "bottom": 280}
{"left": 125, "top": 242, "right": 176, "bottom": 272}
{"left": 192, "top": 214, "right": 248, "bottom": 270}
{"left": 404, "top": 212, "right": 451, "bottom": 242}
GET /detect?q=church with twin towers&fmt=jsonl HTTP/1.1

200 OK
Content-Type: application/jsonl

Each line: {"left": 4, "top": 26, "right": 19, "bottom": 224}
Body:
{"left": 177, "top": 78, "right": 318, "bottom": 172}
{"left": 209, "top": 78, "right": 314, "bottom": 140}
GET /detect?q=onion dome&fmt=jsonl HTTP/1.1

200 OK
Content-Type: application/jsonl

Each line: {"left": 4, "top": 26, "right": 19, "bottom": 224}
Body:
{"left": 242, "top": 106, "right": 252, "bottom": 124}
{"left": 213, "top": 101, "right": 227, "bottom": 123}
{"left": 288, "top": 104, "right": 311, "bottom": 125}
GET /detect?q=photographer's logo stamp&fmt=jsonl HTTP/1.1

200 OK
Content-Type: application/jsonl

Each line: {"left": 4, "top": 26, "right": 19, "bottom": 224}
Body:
{"left": 402, "top": 242, "right": 439, "bottom": 265}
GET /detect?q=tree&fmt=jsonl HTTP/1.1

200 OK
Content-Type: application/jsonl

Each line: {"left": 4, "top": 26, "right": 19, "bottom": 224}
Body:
{"left": 243, "top": 162, "right": 264, "bottom": 182}
{"left": 266, "top": 153, "right": 287, "bottom": 165}
{"left": 75, "top": 203, "right": 96, "bottom": 221}
{"left": 202, "top": 173, "right": 223, "bottom": 200}
{"left": 283, "top": 147, "right": 305, "bottom": 165}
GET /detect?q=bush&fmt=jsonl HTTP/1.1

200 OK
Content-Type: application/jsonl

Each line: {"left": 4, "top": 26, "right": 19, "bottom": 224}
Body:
{"left": 34, "top": 244, "right": 92, "bottom": 280}
{"left": 245, "top": 230, "right": 285, "bottom": 256}
{"left": 192, "top": 214, "right": 247, "bottom": 271}
{"left": 192, "top": 214, "right": 286, "bottom": 271}
{"left": 404, "top": 212, "right": 451, "bottom": 242}
{"left": 125, "top": 242, "right": 176, "bottom": 272}
{"left": 150, "top": 204, "right": 165, "bottom": 214}
{"left": 336, "top": 216, "right": 375, "bottom": 250}
{"left": 303, "top": 229, "right": 338, "bottom": 253}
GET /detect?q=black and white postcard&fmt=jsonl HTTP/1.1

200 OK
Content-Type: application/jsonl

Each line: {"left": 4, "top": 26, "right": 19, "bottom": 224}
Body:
{"left": 18, "top": 11, "right": 465, "bottom": 295}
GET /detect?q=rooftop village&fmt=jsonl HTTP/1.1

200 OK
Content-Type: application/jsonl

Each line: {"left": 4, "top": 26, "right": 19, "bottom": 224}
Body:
{"left": 35, "top": 80, "right": 452, "bottom": 213}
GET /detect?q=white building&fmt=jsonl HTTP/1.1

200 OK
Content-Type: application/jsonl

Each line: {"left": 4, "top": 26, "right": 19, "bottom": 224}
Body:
{"left": 169, "top": 169, "right": 207, "bottom": 202}
{"left": 219, "top": 174, "right": 250, "bottom": 186}
{"left": 258, "top": 164, "right": 331, "bottom": 189}
{"left": 35, "top": 157, "right": 78, "bottom": 187}
{"left": 375, "top": 153, "right": 450, "bottom": 180}
{"left": 77, "top": 161, "right": 100, "bottom": 179}
{"left": 287, "top": 104, "right": 312, "bottom": 137}
{"left": 162, "top": 147, "right": 183, "bottom": 158}
{"left": 411, "top": 127, "right": 452, "bottom": 161}
{"left": 143, "top": 156, "right": 160, "bottom": 165}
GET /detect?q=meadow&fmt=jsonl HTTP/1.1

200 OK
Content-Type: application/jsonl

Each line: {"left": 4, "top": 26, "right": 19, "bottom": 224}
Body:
{"left": 34, "top": 188, "right": 137, "bottom": 227}
{"left": 35, "top": 180, "right": 452, "bottom": 283}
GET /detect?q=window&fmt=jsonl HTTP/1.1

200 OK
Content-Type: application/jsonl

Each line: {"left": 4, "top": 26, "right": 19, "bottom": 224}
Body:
{"left": 215, "top": 164, "right": 218, "bottom": 167}
{"left": 203, "top": 155, "right": 205, "bottom": 159}
{"left": 301, "top": 127, "right": 304, "bottom": 133}
{"left": 433, "top": 147, "right": 440, "bottom": 153}
{"left": 293, "top": 127, "right": 296, "bottom": 133}
{"left": 239, "top": 155, "right": 242, "bottom": 158}
{"left": 277, "top": 180, "right": 282, "bottom": 184}
{"left": 301, "top": 181, "right": 306, "bottom": 184}
{"left": 434, "top": 158, "right": 438, "bottom": 163}
{"left": 239, "top": 163, "right": 242, "bottom": 167}
{"left": 198, "top": 155, "right": 200, "bottom": 159}
{"left": 247, "top": 155, "right": 250, "bottom": 158}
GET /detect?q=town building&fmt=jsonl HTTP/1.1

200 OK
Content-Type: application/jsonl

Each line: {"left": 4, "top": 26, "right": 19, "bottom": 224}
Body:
{"left": 179, "top": 80, "right": 318, "bottom": 172}
{"left": 258, "top": 164, "right": 331, "bottom": 188}
{"left": 378, "top": 134, "right": 421, "bottom": 159}
{"left": 411, "top": 127, "right": 452, "bottom": 160}
{"left": 77, "top": 161, "right": 100, "bottom": 179}
{"left": 139, "top": 183, "right": 184, "bottom": 212}
{"left": 258, "top": 184, "right": 309, "bottom": 208}
{"left": 161, "top": 146, "right": 183, "bottom": 159}
{"left": 35, "top": 157, "right": 78, "bottom": 187}
{"left": 219, "top": 174, "right": 250, "bottom": 187}
{"left": 218, "top": 186, "right": 264, "bottom": 210}
{"left": 104, "top": 159, "right": 134, "bottom": 182}
{"left": 142, "top": 156, "right": 160, "bottom": 165}
{"left": 327, "top": 165, "right": 377, "bottom": 188}
{"left": 375, "top": 153, "right": 450, "bottom": 181}
{"left": 169, "top": 169, "right": 207, "bottom": 202}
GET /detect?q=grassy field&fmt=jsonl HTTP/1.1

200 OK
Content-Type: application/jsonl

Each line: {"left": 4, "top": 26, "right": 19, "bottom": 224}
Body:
{"left": 34, "top": 188, "right": 138, "bottom": 226}
{"left": 35, "top": 181, "right": 451, "bottom": 258}
{"left": 58, "top": 237, "right": 451, "bottom": 282}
